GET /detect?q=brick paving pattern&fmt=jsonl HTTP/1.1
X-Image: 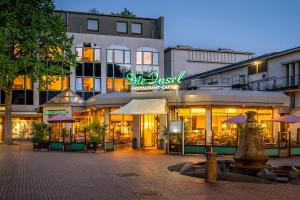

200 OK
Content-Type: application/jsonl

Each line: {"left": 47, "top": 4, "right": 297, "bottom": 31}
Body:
{"left": 0, "top": 143, "right": 300, "bottom": 200}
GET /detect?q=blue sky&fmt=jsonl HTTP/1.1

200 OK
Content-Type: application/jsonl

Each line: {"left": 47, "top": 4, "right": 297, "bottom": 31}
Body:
{"left": 55, "top": 0, "right": 300, "bottom": 56}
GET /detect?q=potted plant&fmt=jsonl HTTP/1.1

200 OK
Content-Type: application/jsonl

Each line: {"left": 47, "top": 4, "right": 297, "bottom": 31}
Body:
{"left": 86, "top": 122, "right": 107, "bottom": 152}
{"left": 32, "top": 135, "right": 43, "bottom": 149}
{"left": 32, "top": 123, "right": 50, "bottom": 150}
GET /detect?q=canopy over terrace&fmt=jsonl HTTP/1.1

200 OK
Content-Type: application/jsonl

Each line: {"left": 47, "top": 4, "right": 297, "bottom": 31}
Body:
{"left": 110, "top": 99, "right": 167, "bottom": 115}
{"left": 86, "top": 89, "right": 289, "bottom": 108}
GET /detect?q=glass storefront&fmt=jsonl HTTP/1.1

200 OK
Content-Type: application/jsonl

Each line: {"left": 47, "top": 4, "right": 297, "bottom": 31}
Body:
{"left": 178, "top": 107, "right": 206, "bottom": 145}
{"left": 212, "top": 107, "right": 273, "bottom": 147}
{"left": 109, "top": 108, "right": 133, "bottom": 149}
{"left": 12, "top": 117, "right": 42, "bottom": 140}
{"left": 140, "top": 114, "right": 159, "bottom": 148}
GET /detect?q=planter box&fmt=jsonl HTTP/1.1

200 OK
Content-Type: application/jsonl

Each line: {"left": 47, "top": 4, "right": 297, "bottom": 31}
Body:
{"left": 32, "top": 142, "right": 49, "bottom": 151}
{"left": 71, "top": 143, "right": 86, "bottom": 152}
{"left": 169, "top": 144, "right": 182, "bottom": 154}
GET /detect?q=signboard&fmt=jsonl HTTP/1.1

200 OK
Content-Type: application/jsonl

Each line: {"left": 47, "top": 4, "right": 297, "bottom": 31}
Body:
{"left": 126, "top": 71, "right": 186, "bottom": 91}
{"left": 46, "top": 110, "right": 68, "bottom": 115}
{"left": 168, "top": 120, "right": 183, "bottom": 134}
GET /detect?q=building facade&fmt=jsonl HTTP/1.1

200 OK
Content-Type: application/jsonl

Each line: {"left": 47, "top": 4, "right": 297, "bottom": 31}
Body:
{"left": 184, "top": 46, "right": 300, "bottom": 155}
{"left": 164, "top": 45, "right": 253, "bottom": 77}
{"left": 0, "top": 10, "right": 164, "bottom": 140}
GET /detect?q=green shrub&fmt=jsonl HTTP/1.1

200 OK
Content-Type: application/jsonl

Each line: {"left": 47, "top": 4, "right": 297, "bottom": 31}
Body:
{"left": 32, "top": 135, "right": 43, "bottom": 144}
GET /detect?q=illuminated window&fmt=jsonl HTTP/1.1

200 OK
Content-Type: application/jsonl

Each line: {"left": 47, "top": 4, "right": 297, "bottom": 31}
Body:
{"left": 83, "top": 48, "right": 94, "bottom": 62}
{"left": 13, "top": 76, "right": 25, "bottom": 89}
{"left": 83, "top": 78, "right": 93, "bottom": 91}
{"left": 106, "top": 78, "right": 113, "bottom": 92}
{"left": 94, "top": 48, "right": 101, "bottom": 62}
{"left": 114, "top": 78, "right": 124, "bottom": 92}
{"left": 136, "top": 51, "right": 142, "bottom": 65}
{"left": 143, "top": 52, "right": 152, "bottom": 65}
{"left": 25, "top": 77, "right": 33, "bottom": 90}
{"left": 62, "top": 77, "right": 70, "bottom": 90}
{"left": 76, "top": 48, "right": 83, "bottom": 61}
{"left": 48, "top": 76, "right": 62, "bottom": 90}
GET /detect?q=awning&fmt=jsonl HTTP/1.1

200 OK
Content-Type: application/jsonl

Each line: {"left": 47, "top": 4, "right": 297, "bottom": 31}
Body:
{"left": 111, "top": 99, "right": 167, "bottom": 115}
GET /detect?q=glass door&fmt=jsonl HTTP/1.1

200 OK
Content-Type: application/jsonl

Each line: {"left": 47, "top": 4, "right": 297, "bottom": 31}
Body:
{"left": 141, "top": 115, "right": 159, "bottom": 148}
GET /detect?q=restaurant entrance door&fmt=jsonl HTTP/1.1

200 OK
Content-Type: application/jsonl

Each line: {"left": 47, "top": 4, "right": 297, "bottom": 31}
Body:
{"left": 140, "top": 115, "right": 159, "bottom": 148}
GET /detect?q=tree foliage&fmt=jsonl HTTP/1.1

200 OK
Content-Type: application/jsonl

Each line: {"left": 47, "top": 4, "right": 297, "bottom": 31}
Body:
{"left": 111, "top": 8, "right": 136, "bottom": 17}
{"left": 89, "top": 8, "right": 100, "bottom": 14}
{"left": 0, "top": 0, "right": 76, "bottom": 143}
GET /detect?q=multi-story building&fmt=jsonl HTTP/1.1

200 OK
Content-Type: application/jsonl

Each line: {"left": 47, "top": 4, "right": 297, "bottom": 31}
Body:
{"left": 184, "top": 46, "right": 300, "bottom": 156}
{"left": 164, "top": 45, "right": 253, "bottom": 77}
{"left": 0, "top": 10, "right": 164, "bottom": 140}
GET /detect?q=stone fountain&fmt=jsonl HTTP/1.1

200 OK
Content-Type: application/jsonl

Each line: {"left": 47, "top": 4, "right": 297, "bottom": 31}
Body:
{"left": 233, "top": 111, "right": 270, "bottom": 175}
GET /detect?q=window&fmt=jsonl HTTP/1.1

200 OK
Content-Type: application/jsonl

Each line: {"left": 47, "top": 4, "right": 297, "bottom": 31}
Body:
{"left": 106, "top": 46, "right": 131, "bottom": 92}
{"left": 117, "top": 22, "right": 127, "bottom": 33}
{"left": 132, "top": 23, "right": 142, "bottom": 34}
{"left": 76, "top": 48, "right": 83, "bottom": 62}
{"left": 11, "top": 76, "right": 33, "bottom": 105}
{"left": 135, "top": 48, "right": 159, "bottom": 76}
{"left": 13, "top": 76, "right": 25, "bottom": 89}
{"left": 87, "top": 19, "right": 99, "bottom": 31}
{"left": 75, "top": 43, "right": 101, "bottom": 97}
{"left": 41, "top": 76, "right": 70, "bottom": 91}
{"left": 135, "top": 51, "right": 159, "bottom": 66}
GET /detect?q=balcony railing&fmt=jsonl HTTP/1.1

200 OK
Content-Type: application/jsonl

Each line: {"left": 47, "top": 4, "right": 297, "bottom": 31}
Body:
{"left": 184, "top": 74, "right": 300, "bottom": 91}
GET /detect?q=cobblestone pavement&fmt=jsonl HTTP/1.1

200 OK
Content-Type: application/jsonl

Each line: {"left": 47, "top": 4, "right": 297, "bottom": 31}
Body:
{"left": 0, "top": 143, "right": 300, "bottom": 200}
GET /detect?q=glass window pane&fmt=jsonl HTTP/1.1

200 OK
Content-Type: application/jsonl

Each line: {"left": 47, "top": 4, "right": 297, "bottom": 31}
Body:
{"left": 107, "top": 50, "right": 113, "bottom": 63}
{"left": 114, "top": 78, "right": 124, "bottom": 92}
{"left": 106, "top": 64, "right": 114, "bottom": 77}
{"left": 143, "top": 52, "right": 152, "bottom": 65}
{"left": 114, "top": 50, "right": 124, "bottom": 64}
{"left": 83, "top": 48, "right": 94, "bottom": 62}
{"left": 62, "top": 77, "right": 70, "bottom": 90}
{"left": 84, "top": 62, "right": 93, "bottom": 76}
{"left": 153, "top": 52, "right": 159, "bottom": 66}
{"left": 76, "top": 78, "right": 83, "bottom": 91}
{"left": 76, "top": 48, "right": 82, "bottom": 62}
{"left": 117, "top": 22, "right": 127, "bottom": 33}
{"left": 13, "top": 76, "right": 25, "bottom": 89}
{"left": 83, "top": 78, "right": 93, "bottom": 91}
{"left": 48, "top": 76, "right": 62, "bottom": 90}
{"left": 94, "top": 48, "right": 101, "bottom": 62}
{"left": 136, "top": 51, "right": 142, "bottom": 65}
{"left": 114, "top": 64, "right": 123, "bottom": 78}
{"left": 88, "top": 19, "right": 98, "bottom": 31}
{"left": 132, "top": 23, "right": 142, "bottom": 34}
{"left": 25, "top": 77, "right": 32, "bottom": 90}
{"left": 124, "top": 51, "right": 130, "bottom": 64}
{"left": 76, "top": 63, "right": 83, "bottom": 76}
{"left": 94, "top": 63, "right": 101, "bottom": 77}
{"left": 136, "top": 65, "right": 143, "bottom": 75}
{"left": 106, "top": 78, "right": 113, "bottom": 92}
{"left": 95, "top": 78, "right": 101, "bottom": 92}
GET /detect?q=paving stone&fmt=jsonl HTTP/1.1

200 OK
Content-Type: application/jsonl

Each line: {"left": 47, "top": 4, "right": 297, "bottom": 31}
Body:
{"left": 0, "top": 143, "right": 300, "bottom": 200}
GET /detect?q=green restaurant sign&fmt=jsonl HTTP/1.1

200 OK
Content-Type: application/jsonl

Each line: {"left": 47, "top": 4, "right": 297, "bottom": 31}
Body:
{"left": 126, "top": 70, "right": 186, "bottom": 91}
{"left": 46, "top": 110, "right": 68, "bottom": 115}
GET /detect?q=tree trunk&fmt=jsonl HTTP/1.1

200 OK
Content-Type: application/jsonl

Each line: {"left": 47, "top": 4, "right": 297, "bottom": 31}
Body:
{"left": 4, "top": 91, "right": 12, "bottom": 144}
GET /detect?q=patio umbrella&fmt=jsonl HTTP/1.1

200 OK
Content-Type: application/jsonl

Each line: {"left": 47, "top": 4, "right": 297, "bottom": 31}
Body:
{"left": 223, "top": 114, "right": 246, "bottom": 124}
{"left": 273, "top": 114, "right": 300, "bottom": 123}
{"left": 48, "top": 115, "right": 75, "bottom": 143}
{"left": 48, "top": 114, "right": 75, "bottom": 123}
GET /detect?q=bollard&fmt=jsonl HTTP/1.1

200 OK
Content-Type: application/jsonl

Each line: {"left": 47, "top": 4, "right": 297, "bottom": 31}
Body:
{"left": 205, "top": 152, "right": 217, "bottom": 183}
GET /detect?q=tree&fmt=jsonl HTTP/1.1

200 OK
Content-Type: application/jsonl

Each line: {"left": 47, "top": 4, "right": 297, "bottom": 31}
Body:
{"left": 111, "top": 8, "right": 136, "bottom": 17}
{"left": 89, "top": 8, "right": 100, "bottom": 14}
{"left": 0, "top": 0, "right": 76, "bottom": 144}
